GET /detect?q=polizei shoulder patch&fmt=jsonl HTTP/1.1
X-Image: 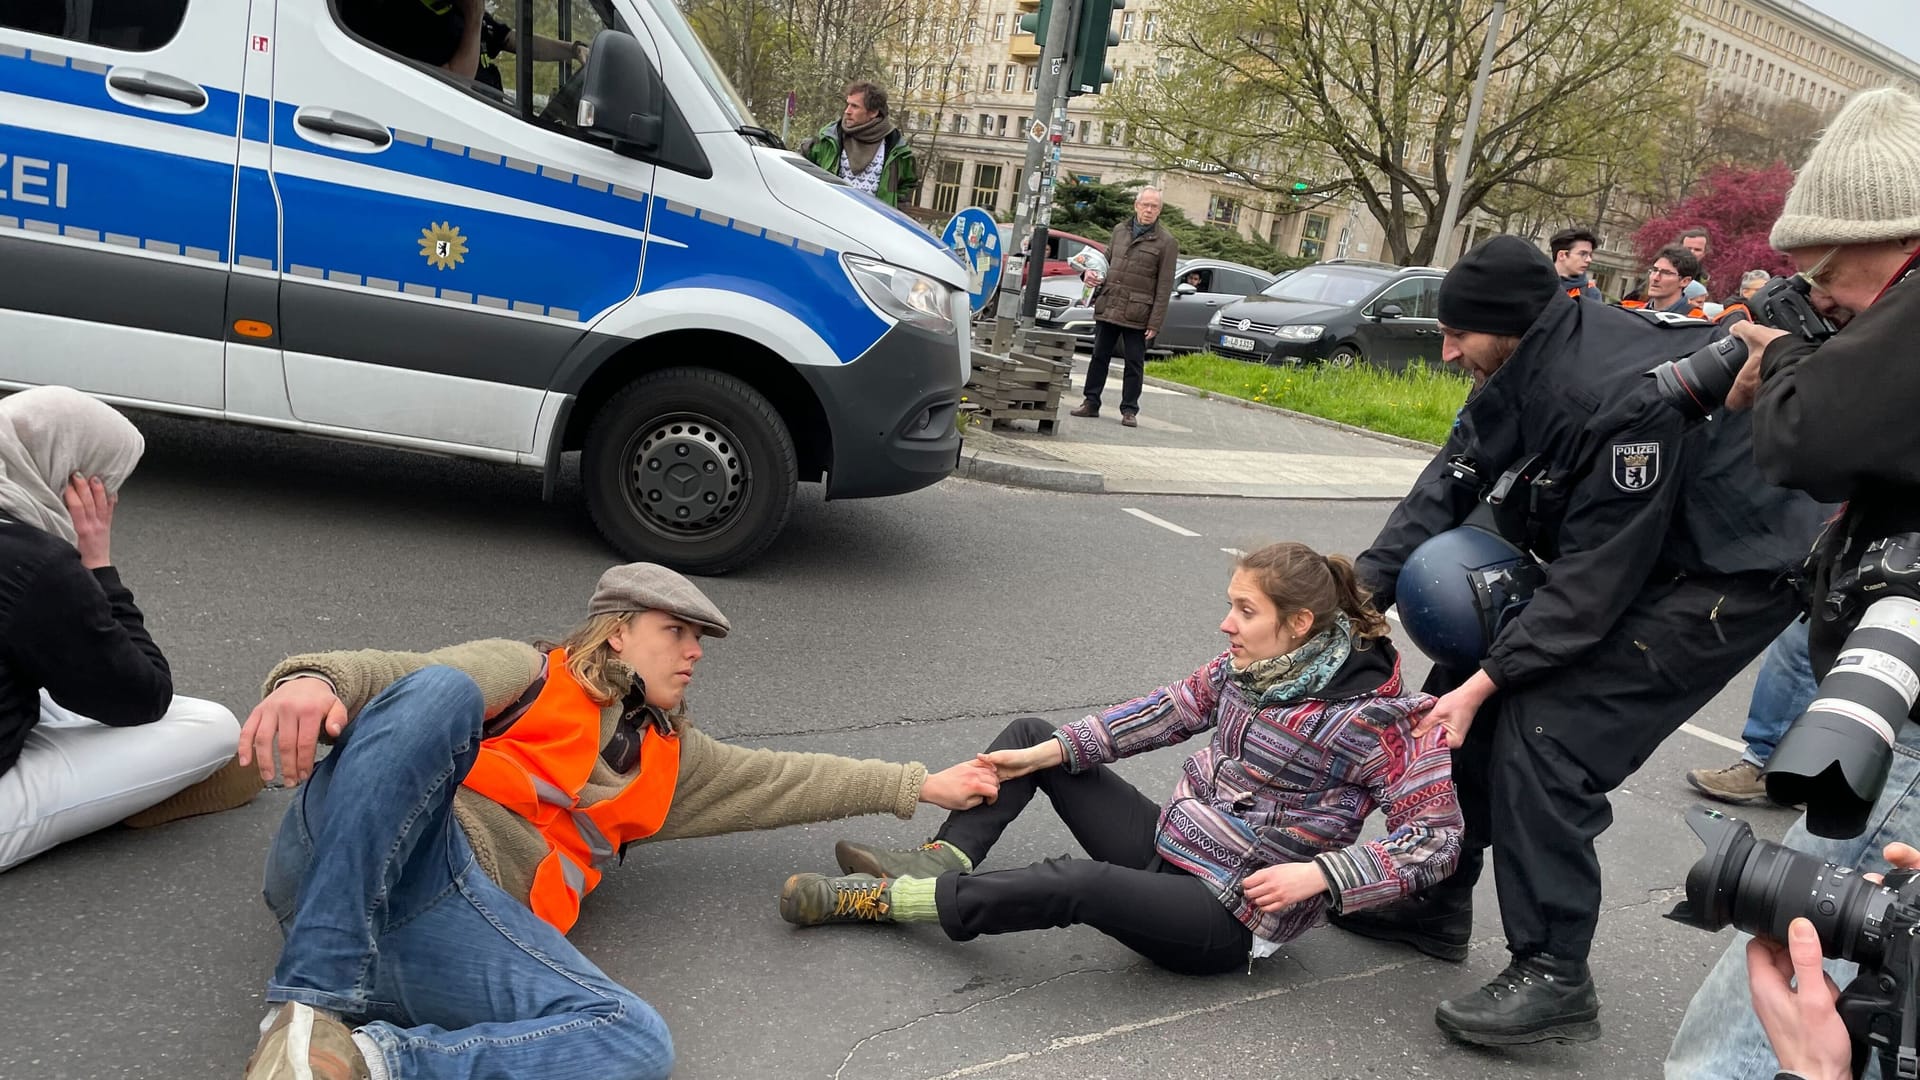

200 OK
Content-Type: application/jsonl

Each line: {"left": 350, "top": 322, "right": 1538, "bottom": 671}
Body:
{"left": 1612, "top": 441, "right": 1662, "bottom": 492}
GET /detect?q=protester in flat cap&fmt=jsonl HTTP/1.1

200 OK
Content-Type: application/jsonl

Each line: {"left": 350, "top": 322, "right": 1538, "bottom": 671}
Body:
{"left": 237, "top": 563, "right": 1000, "bottom": 1080}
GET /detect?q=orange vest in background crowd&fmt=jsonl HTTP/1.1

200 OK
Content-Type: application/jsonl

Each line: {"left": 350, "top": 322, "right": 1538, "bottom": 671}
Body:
{"left": 461, "top": 648, "right": 680, "bottom": 933}
{"left": 1622, "top": 298, "right": 1706, "bottom": 319}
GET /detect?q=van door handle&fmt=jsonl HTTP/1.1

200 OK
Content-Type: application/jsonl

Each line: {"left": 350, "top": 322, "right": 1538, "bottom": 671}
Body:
{"left": 295, "top": 109, "right": 394, "bottom": 149}
{"left": 106, "top": 70, "right": 207, "bottom": 109}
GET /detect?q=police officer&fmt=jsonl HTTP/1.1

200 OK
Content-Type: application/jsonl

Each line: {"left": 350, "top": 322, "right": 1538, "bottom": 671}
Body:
{"left": 1332, "top": 236, "right": 1818, "bottom": 1047}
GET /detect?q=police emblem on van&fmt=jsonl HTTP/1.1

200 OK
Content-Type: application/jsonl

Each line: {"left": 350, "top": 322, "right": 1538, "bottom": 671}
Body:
{"left": 1612, "top": 441, "right": 1661, "bottom": 492}
{"left": 420, "top": 222, "right": 468, "bottom": 270}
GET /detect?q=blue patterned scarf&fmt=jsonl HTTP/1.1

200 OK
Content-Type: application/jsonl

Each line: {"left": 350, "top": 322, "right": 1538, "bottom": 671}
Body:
{"left": 1229, "top": 612, "right": 1354, "bottom": 705}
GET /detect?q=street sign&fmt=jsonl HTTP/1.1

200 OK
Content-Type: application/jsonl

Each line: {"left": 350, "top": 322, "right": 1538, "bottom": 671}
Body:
{"left": 1028, "top": 119, "right": 1048, "bottom": 143}
{"left": 941, "top": 207, "right": 1004, "bottom": 314}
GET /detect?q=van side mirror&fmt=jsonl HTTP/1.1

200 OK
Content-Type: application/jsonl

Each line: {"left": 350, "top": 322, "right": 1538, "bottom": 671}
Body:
{"left": 1376, "top": 304, "right": 1404, "bottom": 320}
{"left": 577, "top": 30, "right": 664, "bottom": 151}
{"left": 1175, "top": 282, "right": 1197, "bottom": 296}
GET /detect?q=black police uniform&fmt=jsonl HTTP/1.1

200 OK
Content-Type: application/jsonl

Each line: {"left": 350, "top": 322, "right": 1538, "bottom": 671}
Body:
{"left": 1751, "top": 263, "right": 1920, "bottom": 686}
{"left": 1357, "top": 295, "right": 1822, "bottom": 966}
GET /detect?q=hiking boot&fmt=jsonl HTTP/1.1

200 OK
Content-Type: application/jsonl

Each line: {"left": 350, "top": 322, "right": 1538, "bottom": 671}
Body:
{"left": 1435, "top": 953, "right": 1601, "bottom": 1046}
{"left": 780, "top": 873, "right": 895, "bottom": 926}
{"left": 1327, "top": 887, "right": 1472, "bottom": 962}
{"left": 1120, "top": 412, "right": 1139, "bottom": 427}
{"left": 1686, "top": 758, "right": 1770, "bottom": 805}
{"left": 1069, "top": 400, "right": 1100, "bottom": 418}
{"left": 245, "top": 1003, "right": 369, "bottom": 1080}
{"left": 835, "top": 838, "right": 969, "bottom": 879}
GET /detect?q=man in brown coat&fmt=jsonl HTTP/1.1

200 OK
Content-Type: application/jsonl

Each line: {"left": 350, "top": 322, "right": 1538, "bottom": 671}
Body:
{"left": 1071, "top": 187, "right": 1179, "bottom": 426}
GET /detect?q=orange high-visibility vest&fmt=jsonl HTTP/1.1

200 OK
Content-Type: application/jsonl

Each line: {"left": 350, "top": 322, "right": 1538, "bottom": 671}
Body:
{"left": 461, "top": 649, "right": 680, "bottom": 933}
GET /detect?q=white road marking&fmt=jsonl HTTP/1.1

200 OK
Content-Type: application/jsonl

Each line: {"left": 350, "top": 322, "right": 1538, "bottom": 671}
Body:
{"left": 1121, "top": 508, "right": 1200, "bottom": 537}
{"left": 1221, "top": 547, "right": 1245, "bottom": 557}
{"left": 1679, "top": 722, "right": 1746, "bottom": 753}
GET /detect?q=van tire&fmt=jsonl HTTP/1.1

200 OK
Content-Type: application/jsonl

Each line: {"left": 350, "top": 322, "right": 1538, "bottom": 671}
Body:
{"left": 583, "top": 368, "right": 798, "bottom": 576}
{"left": 1327, "top": 345, "right": 1362, "bottom": 368}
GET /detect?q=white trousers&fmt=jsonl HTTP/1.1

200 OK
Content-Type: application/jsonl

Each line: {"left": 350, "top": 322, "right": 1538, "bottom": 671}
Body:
{"left": 0, "top": 691, "right": 240, "bottom": 871}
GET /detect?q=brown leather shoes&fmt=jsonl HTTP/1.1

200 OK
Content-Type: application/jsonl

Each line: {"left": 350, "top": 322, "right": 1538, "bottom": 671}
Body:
{"left": 1069, "top": 400, "right": 1100, "bottom": 418}
{"left": 1120, "top": 413, "right": 1139, "bottom": 427}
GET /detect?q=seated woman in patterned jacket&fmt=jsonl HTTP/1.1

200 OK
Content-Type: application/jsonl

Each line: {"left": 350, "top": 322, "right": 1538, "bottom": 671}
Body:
{"left": 778, "top": 541, "right": 1465, "bottom": 974}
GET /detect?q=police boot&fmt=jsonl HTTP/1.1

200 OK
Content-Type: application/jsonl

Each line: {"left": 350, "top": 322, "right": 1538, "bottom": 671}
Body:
{"left": 1326, "top": 886, "right": 1472, "bottom": 962}
{"left": 1434, "top": 953, "right": 1601, "bottom": 1046}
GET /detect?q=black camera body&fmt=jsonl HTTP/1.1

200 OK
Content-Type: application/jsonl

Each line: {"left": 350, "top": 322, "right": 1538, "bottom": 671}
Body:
{"left": 1650, "top": 275, "right": 1839, "bottom": 420}
{"left": 1668, "top": 806, "right": 1920, "bottom": 1078}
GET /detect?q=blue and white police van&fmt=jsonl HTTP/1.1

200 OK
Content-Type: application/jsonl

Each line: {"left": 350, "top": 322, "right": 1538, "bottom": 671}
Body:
{"left": 0, "top": 0, "right": 968, "bottom": 573}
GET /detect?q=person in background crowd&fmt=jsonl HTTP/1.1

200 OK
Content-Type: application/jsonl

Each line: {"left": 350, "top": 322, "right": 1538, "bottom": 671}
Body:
{"left": 1679, "top": 227, "right": 1713, "bottom": 290}
{"left": 804, "top": 81, "right": 920, "bottom": 209}
{"left": 0, "top": 386, "right": 254, "bottom": 873}
{"left": 1549, "top": 227, "right": 1602, "bottom": 300}
{"left": 1071, "top": 187, "right": 1179, "bottom": 428}
{"left": 1624, "top": 246, "right": 1705, "bottom": 316}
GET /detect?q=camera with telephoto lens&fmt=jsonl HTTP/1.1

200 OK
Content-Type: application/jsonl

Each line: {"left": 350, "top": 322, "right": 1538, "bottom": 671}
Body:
{"left": 1765, "top": 534, "right": 1920, "bottom": 839}
{"left": 1667, "top": 806, "right": 1920, "bottom": 1078}
{"left": 1650, "top": 274, "right": 1838, "bottom": 420}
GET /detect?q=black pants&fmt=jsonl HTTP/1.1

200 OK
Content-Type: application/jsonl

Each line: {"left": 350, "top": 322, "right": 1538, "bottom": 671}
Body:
{"left": 932, "top": 717, "right": 1252, "bottom": 975}
{"left": 1083, "top": 321, "right": 1147, "bottom": 415}
{"left": 1433, "top": 572, "right": 1796, "bottom": 962}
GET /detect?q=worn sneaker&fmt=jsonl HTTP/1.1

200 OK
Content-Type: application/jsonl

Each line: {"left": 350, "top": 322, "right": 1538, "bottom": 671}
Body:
{"left": 834, "top": 838, "right": 969, "bottom": 880}
{"left": 244, "top": 1002, "right": 369, "bottom": 1080}
{"left": 1686, "top": 759, "right": 1770, "bottom": 805}
{"left": 780, "top": 873, "right": 895, "bottom": 926}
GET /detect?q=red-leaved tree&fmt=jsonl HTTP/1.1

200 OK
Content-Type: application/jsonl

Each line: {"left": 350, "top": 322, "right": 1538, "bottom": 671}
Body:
{"left": 1634, "top": 163, "right": 1797, "bottom": 296}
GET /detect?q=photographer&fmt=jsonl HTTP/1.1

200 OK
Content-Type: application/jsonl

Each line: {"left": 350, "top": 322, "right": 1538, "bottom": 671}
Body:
{"left": 1664, "top": 87, "right": 1920, "bottom": 1079}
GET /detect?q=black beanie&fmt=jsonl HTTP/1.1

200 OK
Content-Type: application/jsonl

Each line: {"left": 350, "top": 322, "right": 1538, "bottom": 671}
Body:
{"left": 1437, "top": 235, "right": 1561, "bottom": 337}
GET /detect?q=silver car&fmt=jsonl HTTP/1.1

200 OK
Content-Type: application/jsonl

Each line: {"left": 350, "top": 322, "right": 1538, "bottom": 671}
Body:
{"left": 1035, "top": 258, "right": 1279, "bottom": 354}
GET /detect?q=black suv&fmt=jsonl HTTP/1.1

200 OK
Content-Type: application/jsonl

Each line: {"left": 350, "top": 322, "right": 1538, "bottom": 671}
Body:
{"left": 1208, "top": 262, "right": 1444, "bottom": 372}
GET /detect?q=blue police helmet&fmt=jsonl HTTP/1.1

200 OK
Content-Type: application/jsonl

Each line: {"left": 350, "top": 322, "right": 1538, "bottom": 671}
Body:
{"left": 1397, "top": 525, "right": 1545, "bottom": 670}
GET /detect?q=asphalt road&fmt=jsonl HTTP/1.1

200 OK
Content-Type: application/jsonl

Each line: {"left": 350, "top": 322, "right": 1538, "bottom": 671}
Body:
{"left": 0, "top": 412, "right": 1804, "bottom": 1079}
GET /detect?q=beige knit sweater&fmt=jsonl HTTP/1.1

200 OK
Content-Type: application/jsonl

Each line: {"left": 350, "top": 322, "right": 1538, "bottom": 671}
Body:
{"left": 262, "top": 639, "right": 929, "bottom": 908}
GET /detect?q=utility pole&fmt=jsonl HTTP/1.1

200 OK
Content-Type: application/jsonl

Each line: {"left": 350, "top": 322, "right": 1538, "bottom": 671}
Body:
{"left": 995, "top": 0, "right": 1080, "bottom": 328}
{"left": 1434, "top": 0, "right": 1505, "bottom": 267}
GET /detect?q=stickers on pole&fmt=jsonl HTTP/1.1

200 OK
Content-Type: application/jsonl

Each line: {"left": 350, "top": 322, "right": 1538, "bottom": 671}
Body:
{"left": 1029, "top": 119, "right": 1049, "bottom": 143}
{"left": 941, "top": 206, "right": 1004, "bottom": 314}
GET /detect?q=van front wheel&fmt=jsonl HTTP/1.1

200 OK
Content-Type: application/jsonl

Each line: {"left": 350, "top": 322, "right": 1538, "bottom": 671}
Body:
{"left": 583, "top": 369, "right": 798, "bottom": 575}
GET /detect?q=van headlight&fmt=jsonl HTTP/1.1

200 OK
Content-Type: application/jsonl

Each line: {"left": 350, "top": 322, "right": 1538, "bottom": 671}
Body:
{"left": 1275, "top": 324, "right": 1325, "bottom": 341}
{"left": 843, "top": 254, "right": 957, "bottom": 333}
{"left": 1208, "top": 311, "right": 1225, "bottom": 329}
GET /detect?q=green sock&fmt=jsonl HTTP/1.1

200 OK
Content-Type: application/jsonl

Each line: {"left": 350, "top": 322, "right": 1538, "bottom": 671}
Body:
{"left": 933, "top": 840, "right": 974, "bottom": 872}
{"left": 889, "top": 876, "right": 940, "bottom": 922}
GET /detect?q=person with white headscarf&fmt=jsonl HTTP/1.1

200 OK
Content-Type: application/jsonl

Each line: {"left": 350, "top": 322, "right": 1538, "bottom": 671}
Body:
{"left": 0, "top": 385, "right": 250, "bottom": 872}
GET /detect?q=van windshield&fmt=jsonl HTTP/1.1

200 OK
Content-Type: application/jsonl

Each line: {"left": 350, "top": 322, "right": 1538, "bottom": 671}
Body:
{"left": 647, "top": 0, "right": 759, "bottom": 130}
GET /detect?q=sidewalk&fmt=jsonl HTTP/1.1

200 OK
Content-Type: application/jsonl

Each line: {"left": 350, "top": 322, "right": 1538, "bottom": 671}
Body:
{"left": 956, "top": 358, "right": 1437, "bottom": 499}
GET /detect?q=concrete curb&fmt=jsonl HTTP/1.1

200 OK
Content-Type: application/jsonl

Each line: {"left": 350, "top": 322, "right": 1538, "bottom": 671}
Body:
{"left": 956, "top": 445, "right": 1105, "bottom": 493}
{"left": 1137, "top": 374, "right": 1443, "bottom": 454}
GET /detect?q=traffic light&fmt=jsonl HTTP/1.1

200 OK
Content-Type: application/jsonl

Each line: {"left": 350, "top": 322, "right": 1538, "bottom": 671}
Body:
{"left": 1068, "top": 0, "right": 1124, "bottom": 96}
{"left": 1290, "top": 180, "right": 1309, "bottom": 202}
{"left": 1017, "top": 0, "right": 1054, "bottom": 47}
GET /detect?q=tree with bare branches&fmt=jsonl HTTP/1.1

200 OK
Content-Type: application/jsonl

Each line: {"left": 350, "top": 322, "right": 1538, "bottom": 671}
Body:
{"left": 1106, "top": 0, "right": 1692, "bottom": 265}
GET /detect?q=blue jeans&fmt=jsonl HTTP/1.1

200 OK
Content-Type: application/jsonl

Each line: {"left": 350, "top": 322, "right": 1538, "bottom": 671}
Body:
{"left": 262, "top": 667, "right": 673, "bottom": 1080}
{"left": 1739, "top": 619, "right": 1819, "bottom": 766}
{"left": 1664, "top": 721, "right": 1920, "bottom": 1080}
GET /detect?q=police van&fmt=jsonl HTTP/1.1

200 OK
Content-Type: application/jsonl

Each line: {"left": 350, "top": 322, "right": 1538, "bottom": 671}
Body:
{"left": 0, "top": 0, "right": 968, "bottom": 573}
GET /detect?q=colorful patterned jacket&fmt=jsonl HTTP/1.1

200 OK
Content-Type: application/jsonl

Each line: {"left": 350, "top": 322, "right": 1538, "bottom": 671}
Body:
{"left": 1053, "top": 640, "right": 1461, "bottom": 943}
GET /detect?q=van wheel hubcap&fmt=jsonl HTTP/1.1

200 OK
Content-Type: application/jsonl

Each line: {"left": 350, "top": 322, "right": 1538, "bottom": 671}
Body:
{"left": 626, "top": 414, "right": 747, "bottom": 539}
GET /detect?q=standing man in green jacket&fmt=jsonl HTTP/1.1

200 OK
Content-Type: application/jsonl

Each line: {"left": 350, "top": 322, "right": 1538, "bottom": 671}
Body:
{"left": 804, "top": 81, "right": 919, "bottom": 209}
{"left": 234, "top": 562, "right": 997, "bottom": 1080}
{"left": 1071, "top": 187, "right": 1179, "bottom": 427}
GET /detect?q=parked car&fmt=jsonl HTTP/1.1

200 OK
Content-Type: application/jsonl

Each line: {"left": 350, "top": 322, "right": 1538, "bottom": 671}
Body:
{"left": 1036, "top": 258, "right": 1278, "bottom": 354}
{"left": 998, "top": 225, "right": 1108, "bottom": 281}
{"left": 1208, "top": 262, "right": 1445, "bottom": 371}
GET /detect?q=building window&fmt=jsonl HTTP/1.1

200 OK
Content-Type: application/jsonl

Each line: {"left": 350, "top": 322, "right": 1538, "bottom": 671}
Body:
{"left": 1003, "top": 65, "right": 1017, "bottom": 90}
{"left": 971, "top": 163, "right": 1003, "bottom": 211}
{"left": 1120, "top": 11, "right": 1134, "bottom": 40}
{"left": 1299, "top": 213, "right": 1330, "bottom": 259}
{"left": 997, "top": 114, "right": 1009, "bottom": 136}
{"left": 966, "top": 18, "right": 980, "bottom": 43}
{"left": 932, "top": 160, "right": 963, "bottom": 215}
{"left": 1207, "top": 194, "right": 1239, "bottom": 226}
{"left": 1103, "top": 121, "right": 1120, "bottom": 146}
{"left": 1144, "top": 12, "right": 1158, "bottom": 39}
{"left": 993, "top": 13, "right": 1006, "bottom": 39}
{"left": 1155, "top": 55, "right": 1172, "bottom": 77}
{"left": 985, "top": 63, "right": 998, "bottom": 90}
{"left": 1024, "top": 64, "right": 1036, "bottom": 91}
{"left": 1078, "top": 119, "right": 1090, "bottom": 142}
{"left": 978, "top": 112, "right": 991, "bottom": 134}
{"left": 959, "top": 65, "right": 972, "bottom": 91}
{"left": 950, "top": 113, "right": 965, "bottom": 133}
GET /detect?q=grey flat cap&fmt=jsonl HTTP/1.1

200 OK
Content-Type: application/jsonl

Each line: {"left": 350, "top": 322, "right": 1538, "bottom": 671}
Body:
{"left": 588, "top": 563, "right": 731, "bottom": 638}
